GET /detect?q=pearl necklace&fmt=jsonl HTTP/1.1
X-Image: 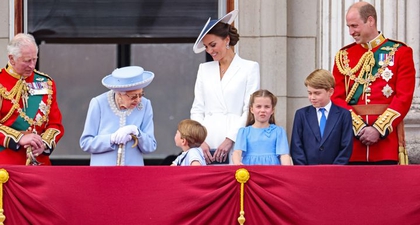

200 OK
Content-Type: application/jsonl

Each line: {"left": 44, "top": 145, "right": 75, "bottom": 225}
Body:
{"left": 107, "top": 91, "right": 134, "bottom": 127}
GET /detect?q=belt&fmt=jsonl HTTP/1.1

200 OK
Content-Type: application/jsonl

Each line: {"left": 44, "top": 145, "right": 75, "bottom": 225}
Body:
{"left": 351, "top": 104, "right": 388, "bottom": 116}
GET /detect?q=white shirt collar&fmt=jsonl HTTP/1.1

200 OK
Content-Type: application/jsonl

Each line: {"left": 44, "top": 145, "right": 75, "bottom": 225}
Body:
{"left": 318, "top": 101, "right": 332, "bottom": 113}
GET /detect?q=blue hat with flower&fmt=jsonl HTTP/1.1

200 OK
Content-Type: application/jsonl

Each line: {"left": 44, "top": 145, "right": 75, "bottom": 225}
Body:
{"left": 193, "top": 10, "right": 238, "bottom": 54}
{"left": 102, "top": 66, "right": 154, "bottom": 92}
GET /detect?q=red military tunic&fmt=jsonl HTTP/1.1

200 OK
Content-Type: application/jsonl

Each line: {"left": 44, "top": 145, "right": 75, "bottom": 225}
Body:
{"left": 332, "top": 33, "right": 415, "bottom": 162}
{"left": 0, "top": 64, "right": 64, "bottom": 165}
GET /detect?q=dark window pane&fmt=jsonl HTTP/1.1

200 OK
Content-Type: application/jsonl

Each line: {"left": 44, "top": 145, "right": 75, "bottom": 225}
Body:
{"left": 28, "top": 0, "right": 217, "bottom": 40}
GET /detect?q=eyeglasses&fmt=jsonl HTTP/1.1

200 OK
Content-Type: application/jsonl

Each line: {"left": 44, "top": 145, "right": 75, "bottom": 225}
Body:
{"left": 124, "top": 92, "right": 144, "bottom": 100}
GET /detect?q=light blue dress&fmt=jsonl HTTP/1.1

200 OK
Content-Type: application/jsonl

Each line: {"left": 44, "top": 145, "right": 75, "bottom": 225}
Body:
{"left": 172, "top": 147, "right": 206, "bottom": 166}
{"left": 80, "top": 90, "right": 157, "bottom": 166}
{"left": 234, "top": 124, "right": 289, "bottom": 165}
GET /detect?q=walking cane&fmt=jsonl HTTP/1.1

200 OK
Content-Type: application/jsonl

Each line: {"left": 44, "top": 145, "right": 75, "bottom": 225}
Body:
{"left": 116, "top": 144, "right": 124, "bottom": 166}
{"left": 116, "top": 135, "right": 139, "bottom": 166}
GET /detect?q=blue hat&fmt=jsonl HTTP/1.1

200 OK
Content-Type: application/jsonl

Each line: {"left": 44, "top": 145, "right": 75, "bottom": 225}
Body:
{"left": 193, "top": 10, "right": 238, "bottom": 54}
{"left": 102, "top": 66, "right": 154, "bottom": 92}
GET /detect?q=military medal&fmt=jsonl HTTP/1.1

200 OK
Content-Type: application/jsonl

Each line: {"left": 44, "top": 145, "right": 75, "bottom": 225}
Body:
{"left": 39, "top": 101, "right": 48, "bottom": 114}
{"left": 382, "top": 84, "right": 393, "bottom": 98}
{"left": 381, "top": 68, "right": 393, "bottom": 82}
{"left": 378, "top": 53, "right": 385, "bottom": 66}
{"left": 28, "top": 81, "right": 49, "bottom": 95}
{"left": 387, "top": 54, "right": 394, "bottom": 66}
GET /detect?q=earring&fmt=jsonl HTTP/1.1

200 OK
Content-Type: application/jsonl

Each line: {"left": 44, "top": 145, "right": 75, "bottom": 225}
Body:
{"left": 226, "top": 43, "right": 230, "bottom": 49}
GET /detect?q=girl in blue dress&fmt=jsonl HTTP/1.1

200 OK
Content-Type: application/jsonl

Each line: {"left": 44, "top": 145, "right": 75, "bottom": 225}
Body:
{"left": 232, "top": 90, "right": 292, "bottom": 165}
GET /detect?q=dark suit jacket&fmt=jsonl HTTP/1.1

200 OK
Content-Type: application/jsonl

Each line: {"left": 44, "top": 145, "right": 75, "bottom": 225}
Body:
{"left": 290, "top": 103, "right": 353, "bottom": 165}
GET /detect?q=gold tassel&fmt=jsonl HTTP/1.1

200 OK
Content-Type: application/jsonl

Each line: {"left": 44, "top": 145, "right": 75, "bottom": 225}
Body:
{"left": 398, "top": 146, "right": 409, "bottom": 165}
{"left": 235, "top": 168, "right": 250, "bottom": 225}
{"left": 0, "top": 169, "right": 10, "bottom": 225}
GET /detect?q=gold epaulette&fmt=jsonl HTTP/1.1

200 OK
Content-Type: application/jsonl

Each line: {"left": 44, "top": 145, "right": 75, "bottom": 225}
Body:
{"left": 34, "top": 69, "right": 53, "bottom": 80}
{"left": 41, "top": 128, "right": 61, "bottom": 149}
{"left": 0, "top": 125, "right": 23, "bottom": 147}
{"left": 387, "top": 38, "right": 408, "bottom": 47}
{"left": 373, "top": 108, "right": 401, "bottom": 136}
{"left": 350, "top": 110, "right": 366, "bottom": 135}
{"left": 340, "top": 42, "right": 357, "bottom": 50}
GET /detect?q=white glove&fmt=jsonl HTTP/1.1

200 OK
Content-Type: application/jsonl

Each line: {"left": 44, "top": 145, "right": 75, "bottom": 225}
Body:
{"left": 110, "top": 125, "right": 139, "bottom": 144}
{"left": 117, "top": 125, "right": 139, "bottom": 136}
{"left": 111, "top": 133, "right": 132, "bottom": 145}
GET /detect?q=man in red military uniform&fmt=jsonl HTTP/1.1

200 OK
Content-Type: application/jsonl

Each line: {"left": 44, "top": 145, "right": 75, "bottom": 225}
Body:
{"left": 331, "top": 2, "right": 415, "bottom": 165}
{"left": 0, "top": 33, "right": 64, "bottom": 165}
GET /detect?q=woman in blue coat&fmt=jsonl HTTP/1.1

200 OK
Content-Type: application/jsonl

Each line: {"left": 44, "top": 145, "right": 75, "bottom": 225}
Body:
{"left": 80, "top": 66, "right": 157, "bottom": 166}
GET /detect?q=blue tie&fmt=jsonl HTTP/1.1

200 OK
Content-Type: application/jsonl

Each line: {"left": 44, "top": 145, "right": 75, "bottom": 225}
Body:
{"left": 319, "top": 108, "right": 327, "bottom": 137}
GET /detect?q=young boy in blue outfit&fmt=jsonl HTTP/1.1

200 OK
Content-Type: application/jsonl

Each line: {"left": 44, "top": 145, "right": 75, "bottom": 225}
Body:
{"left": 171, "top": 119, "right": 207, "bottom": 166}
{"left": 290, "top": 69, "right": 353, "bottom": 165}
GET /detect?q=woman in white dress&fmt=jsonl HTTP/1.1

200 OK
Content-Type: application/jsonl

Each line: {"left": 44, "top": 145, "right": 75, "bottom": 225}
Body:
{"left": 191, "top": 10, "right": 260, "bottom": 164}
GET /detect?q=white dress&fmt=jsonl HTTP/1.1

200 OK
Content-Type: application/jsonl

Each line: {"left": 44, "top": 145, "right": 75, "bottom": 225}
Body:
{"left": 190, "top": 54, "right": 260, "bottom": 163}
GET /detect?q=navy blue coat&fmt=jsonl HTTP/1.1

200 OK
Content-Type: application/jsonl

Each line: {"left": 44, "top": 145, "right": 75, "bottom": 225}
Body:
{"left": 290, "top": 103, "right": 353, "bottom": 165}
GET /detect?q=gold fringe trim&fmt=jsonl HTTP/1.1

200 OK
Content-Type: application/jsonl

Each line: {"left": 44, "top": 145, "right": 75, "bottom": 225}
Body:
{"left": 235, "top": 168, "right": 250, "bottom": 225}
{"left": 0, "top": 169, "right": 9, "bottom": 225}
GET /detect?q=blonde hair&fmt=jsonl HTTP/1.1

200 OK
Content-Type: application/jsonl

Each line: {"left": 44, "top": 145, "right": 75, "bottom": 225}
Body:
{"left": 178, "top": 119, "right": 207, "bottom": 148}
{"left": 246, "top": 89, "right": 277, "bottom": 126}
{"left": 304, "top": 69, "right": 335, "bottom": 90}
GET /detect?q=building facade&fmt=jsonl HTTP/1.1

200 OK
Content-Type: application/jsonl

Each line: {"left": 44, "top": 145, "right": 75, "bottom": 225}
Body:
{"left": 1, "top": 0, "right": 419, "bottom": 163}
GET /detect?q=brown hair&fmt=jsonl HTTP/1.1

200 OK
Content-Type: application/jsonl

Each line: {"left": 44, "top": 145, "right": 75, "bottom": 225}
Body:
{"left": 350, "top": 2, "right": 377, "bottom": 25}
{"left": 208, "top": 22, "right": 240, "bottom": 46}
{"left": 246, "top": 89, "right": 277, "bottom": 126}
{"left": 178, "top": 119, "right": 207, "bottom": 148}
{"left": 304, "top": 69, "right": 335, "bottom": 91}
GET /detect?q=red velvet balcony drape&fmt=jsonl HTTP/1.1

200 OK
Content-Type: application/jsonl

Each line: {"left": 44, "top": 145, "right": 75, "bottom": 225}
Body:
{"left": 1, "top": 165, "right": 420, "bottom": 225}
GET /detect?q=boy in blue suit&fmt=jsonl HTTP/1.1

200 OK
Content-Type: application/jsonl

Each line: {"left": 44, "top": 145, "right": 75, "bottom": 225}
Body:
{"left": 291, "top": 69, "right": 353, "bottom": 165}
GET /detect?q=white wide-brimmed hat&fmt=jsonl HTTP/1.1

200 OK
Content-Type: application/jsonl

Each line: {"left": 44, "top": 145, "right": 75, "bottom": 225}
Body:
{"left": 193, "top": 9, "right": 238, "bottom": 54}
{"left": 102, "top": 66, "right": 154, "bottom": 92}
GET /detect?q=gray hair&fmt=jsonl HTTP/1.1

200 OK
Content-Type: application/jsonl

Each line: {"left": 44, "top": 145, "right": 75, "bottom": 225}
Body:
{"left": 7, "top": 33, "right": 38, "bottom": 60}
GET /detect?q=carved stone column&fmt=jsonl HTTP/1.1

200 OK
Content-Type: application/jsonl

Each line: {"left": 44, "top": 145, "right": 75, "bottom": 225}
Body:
{"left": 406, "top": 97, "right": 420, "bottom": 163}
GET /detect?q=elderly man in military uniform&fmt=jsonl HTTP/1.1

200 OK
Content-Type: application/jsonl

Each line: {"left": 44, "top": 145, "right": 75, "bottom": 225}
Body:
{"left": 331, "top": 2, "right": 415, "bottom": 165}
{"left": 0, "top": 33, "right": 64, "bottom": 165}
